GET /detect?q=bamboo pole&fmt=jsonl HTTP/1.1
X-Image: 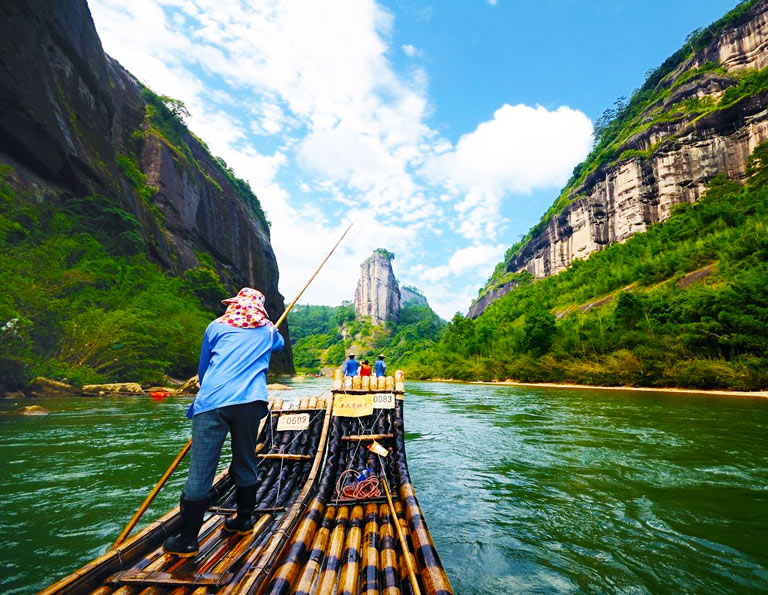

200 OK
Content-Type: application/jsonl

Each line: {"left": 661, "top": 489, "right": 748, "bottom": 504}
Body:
{"left": 341, "top": 433, "right": 393, "bottom": 441}
{"left": 290, "top": 505, "right": 337, "bottom": 593}
{"left": 111, "top": 440, "right": 191, "bottom": 549}
{"left": 111, "top": 221, "right": 353, "bottom": 550}
{"left": 315, "top": 507, "right": 350, "bottom": 593}
{"left": 272, "top": 221, "right": 353, "bottom": 330}
{"left": 379, "top": 503, "right": 402, "bottom": 595}
{"left": 379, "top": 458, "right": 422, "bottom": 595}
{"left": 360, "top": 502, "right": 381, "bottom": 595}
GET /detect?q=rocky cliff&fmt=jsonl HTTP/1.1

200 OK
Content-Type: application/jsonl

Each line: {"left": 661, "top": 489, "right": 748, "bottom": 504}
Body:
{"left": 354, "top": 250, "right": 401, "bottom": 324}
{"left": 0, "top": 0, "right": 292, "bottom": 371}
{"left": 400, "top": 285, "right": 429, "bottom": 308}
{"left": 470, "top": 0, "right": 768, "bottom": 318}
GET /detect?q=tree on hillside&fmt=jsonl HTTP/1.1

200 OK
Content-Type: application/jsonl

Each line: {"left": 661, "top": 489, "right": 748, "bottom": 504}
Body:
{"left": 522, "top": 309, "right": 556, "bottom": 356}
{"left": 158, "top": 95, "right": 190, "bottom": 121}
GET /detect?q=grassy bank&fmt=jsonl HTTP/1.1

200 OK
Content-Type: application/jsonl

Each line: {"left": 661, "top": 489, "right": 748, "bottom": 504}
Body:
{"left": 423, "top": 378, "right": 768, "bottom": 399}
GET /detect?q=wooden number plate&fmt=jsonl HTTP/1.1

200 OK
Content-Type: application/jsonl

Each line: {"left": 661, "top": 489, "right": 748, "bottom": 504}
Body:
{"left": 277, "top": 413, "right": 310, "bottom": 431}
{"left": 372, "top": 392, "right": 395, "bottom": 409}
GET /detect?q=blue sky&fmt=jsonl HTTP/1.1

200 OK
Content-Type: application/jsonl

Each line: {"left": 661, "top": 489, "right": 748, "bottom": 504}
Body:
{"left": 89, "top": 0, "right": 737, "bottom": 319}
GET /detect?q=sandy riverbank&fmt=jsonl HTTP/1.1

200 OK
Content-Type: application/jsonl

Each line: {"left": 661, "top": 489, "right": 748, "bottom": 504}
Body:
{"left": 425, "top": 378, "right": 768, "bottom": 399}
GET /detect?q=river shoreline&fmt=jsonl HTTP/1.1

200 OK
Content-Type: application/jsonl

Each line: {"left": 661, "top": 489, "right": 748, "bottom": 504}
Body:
{"left": 425, "top": 378, "right": 768, "bottom": 399}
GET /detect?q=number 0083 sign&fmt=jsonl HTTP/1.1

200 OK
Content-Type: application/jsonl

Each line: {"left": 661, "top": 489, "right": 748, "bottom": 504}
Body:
{"left": 372, "top": 393, "right": 395, "bottom": 409}
{"left": 276, "top": 413, "right": 310, "bottom": 431}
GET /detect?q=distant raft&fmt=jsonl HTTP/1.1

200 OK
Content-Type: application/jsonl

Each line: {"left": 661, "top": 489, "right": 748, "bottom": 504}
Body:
{"left": 42, "top": 373, "right": 452, "bottom": 594}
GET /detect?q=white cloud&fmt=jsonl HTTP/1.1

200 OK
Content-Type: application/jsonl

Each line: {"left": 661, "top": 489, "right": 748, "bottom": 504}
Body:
{"left": 419, "top": 243, "right": 506, "bottom": 283}
{"left": 425, "top": 103, "right": 593, "bottom": 241}
{"left": 432, "top": 104, "right": 593, "bottom": 194}
{"left": 89, "top": 0, "right": 593, "bottom": 317}
{"left": 402, "top": 44, "right": 423, "bottom": 57}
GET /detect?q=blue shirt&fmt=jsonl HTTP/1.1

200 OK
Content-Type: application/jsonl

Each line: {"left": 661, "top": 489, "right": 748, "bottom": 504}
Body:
{"left": 342, "top": 359, "right": 360, "bottom": 376}
{"left": 374, "top": 360, "right": 386, "bottom": 376}
{"left": 187, "top": 321, "right": 285, "bottom": 418}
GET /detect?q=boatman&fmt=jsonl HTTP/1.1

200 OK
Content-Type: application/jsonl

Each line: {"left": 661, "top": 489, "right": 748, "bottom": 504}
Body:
{"left": 374, "top": 354, "right": 386, "bottom": 377}
{"left": 163, "top": 287, "right": 284, "bottom": 557}
{"left": 342, "top": 353, "right": 360, "bottom": 377}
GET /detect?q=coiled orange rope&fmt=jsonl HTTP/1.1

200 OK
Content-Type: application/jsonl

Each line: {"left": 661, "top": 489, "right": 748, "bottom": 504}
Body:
{"left": 335, "top": 469, "right": 381, "bottom": 500}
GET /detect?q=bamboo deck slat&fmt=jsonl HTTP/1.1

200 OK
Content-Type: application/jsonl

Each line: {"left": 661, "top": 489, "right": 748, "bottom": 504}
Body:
{"left": 257, "top": 454, "right": 312, "bottom": 461}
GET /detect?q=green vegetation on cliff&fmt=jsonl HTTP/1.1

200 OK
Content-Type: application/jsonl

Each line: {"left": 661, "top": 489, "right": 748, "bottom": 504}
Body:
{"left": 139, "top": 89, "right": 270, "bottom": 231}
{"left": 0, "top": 167, "right": 214, "bottom": 390}
{"left": 0, "top": 86, "right": 284, "bottom": 392}
{"left": 401, "top": 143, "right": 768, "bottom": 390}
{"left": 289, "top": 301, "right": 444, "bottom": 374}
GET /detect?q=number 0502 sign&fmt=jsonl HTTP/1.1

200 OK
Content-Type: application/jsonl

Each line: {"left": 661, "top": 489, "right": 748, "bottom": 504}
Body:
{"left": 277, "top": 413, "right": 310, "bottom": 431}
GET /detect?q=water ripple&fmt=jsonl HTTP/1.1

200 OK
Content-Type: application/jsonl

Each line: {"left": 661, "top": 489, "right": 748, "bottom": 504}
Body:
{"left": 1, "top": 382, "right": 767, "bottom": 593}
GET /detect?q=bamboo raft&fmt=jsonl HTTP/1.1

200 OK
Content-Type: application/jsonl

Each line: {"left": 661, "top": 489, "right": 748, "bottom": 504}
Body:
{"left": 42, "top": 373, "right": 452, "bottom": 594}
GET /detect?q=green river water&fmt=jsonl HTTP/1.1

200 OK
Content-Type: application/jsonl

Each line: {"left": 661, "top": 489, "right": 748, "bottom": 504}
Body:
{"left": 1, "top": 379, "right": 767, "bottom": 594}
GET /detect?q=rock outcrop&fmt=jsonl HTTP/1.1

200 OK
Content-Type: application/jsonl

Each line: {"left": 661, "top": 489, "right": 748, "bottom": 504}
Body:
{"left": 400, "top": 286, "right": 429, "bottom": 308}
{"left": 177, "top": 375, "right": 200, "bottom": 396}
{"left": 81, "top": 382, "right": 144, "bottom": 396}
{"left": 468, "top": 281, "right": 521, "bottom": 319}
{"left": 19, "top": 405, "right": 50, "bottom": 416}
{"left": 471, "top": 1, "right": 768, "bottom": 318}
{"left": 0, "top": 0, "right": 292, "bottom": 372}
{"left": 354, "top": 250, "right": 401, "bottom": 325}
{"left": 26, "top": 377, "right": 79, "bottom": 399}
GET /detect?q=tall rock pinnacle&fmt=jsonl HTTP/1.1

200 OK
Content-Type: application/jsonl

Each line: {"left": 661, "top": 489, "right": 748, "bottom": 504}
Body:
{"left": 354, "top": 249, "right": 401, "bottom": 325}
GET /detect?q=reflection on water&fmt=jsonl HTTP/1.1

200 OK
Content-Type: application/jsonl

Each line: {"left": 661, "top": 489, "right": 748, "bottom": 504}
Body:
{"left": 1, "top": 380, "right": 767, "bottom": 593}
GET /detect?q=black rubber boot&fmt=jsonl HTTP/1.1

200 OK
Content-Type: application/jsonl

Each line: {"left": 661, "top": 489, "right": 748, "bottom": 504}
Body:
{"left": 224, "top": 484, "right": 257, "bottom": 535}
{"left": 162, "top": 496, "right": 208, "bottom": 557}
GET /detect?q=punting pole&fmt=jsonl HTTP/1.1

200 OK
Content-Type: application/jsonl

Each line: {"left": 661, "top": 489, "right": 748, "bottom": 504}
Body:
{"left": 272, "top": 221, "right": 353, "bottom": 330}
{"left": 379, "top": 457, "right": 422, "bottom": 595}
{"left": 111, "top": 221, "right": 354, "bottom": 550}
{"left": 110, "top": 441, "right": 192, "bottom": 549}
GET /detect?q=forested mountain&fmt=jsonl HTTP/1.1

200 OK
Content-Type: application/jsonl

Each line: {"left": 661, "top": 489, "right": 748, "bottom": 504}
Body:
{"left": 289, "top": 303, "right": 444, "bottom": 373}
{"left": 0, "top": 1, "right": 291, "bottom": 391}
{"left": 397, "top": 0, "right": 768, "bottom": 390}
{"left": 402, "top": 153, "right": 768, "bottom": 389}
{"left": 471, "top": 0, "right": 768, "bottom": 318}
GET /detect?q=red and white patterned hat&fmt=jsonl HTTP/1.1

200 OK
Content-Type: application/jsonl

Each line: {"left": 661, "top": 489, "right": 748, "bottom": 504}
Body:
{"left": 215, "top": 287, "right": 270, "bottom": 328}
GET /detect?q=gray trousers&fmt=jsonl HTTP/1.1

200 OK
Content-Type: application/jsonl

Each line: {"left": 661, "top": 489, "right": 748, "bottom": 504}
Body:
{"left": 183, "top": 400, "right": 268, "bottom": 500}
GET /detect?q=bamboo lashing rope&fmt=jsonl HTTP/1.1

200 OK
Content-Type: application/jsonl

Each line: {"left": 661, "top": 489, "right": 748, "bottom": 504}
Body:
{"left": 111, "top": 222, "right": 353, "bottom": 550}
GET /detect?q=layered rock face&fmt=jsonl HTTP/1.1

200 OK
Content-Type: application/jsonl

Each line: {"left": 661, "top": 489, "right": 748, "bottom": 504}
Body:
{"left": 0, "top": 0, "right": 292, "bottom": 371}
{"left": 470, "top": 1, "right": 768, "bottom": 318}
{"left": 354, "top": 252, "right": 401, "bottom": 324}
